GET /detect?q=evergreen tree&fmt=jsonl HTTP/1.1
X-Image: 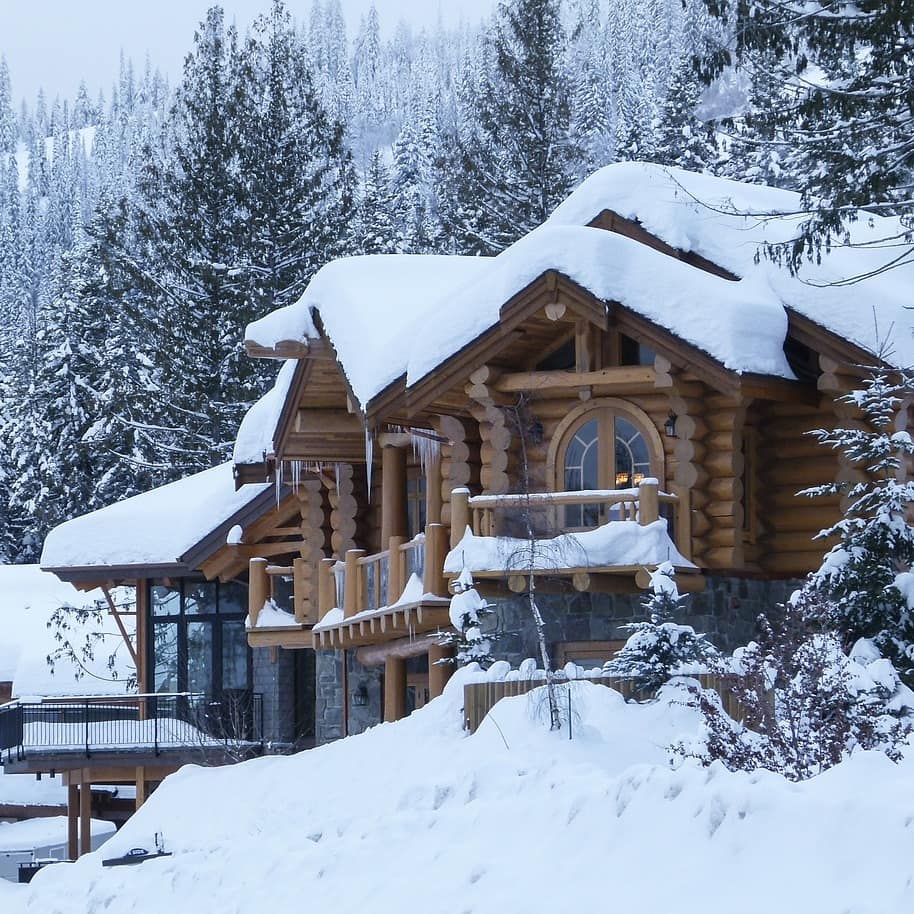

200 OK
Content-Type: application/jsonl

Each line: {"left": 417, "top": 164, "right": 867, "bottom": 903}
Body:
{"left": 603, "top": 562, "right": 715, "bottom": 692}
{"left": 439, "top": 0, "right": 583, "bottom": 254}
{"left": 652, "top": 60, "right": 718, "bottom": 172}
{"left": 355, "top": 152, "right": 397, "bottom": 254}
{"left": 697, "top": 0, "right": 914, "bottom": 273}
{"left": 797, "top": 371, "right": 914, "bottom": 680}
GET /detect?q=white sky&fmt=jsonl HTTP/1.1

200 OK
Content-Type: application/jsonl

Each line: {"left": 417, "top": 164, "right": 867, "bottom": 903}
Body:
{"left": 0, "top": 0, "right": 495, "bottom": 104}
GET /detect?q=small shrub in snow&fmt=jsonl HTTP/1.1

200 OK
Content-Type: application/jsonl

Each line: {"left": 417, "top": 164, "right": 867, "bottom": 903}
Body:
{"left": 440, "top": 568, "right": 497, "bottom": 667}
{"left": 602, "top": 562, "right": 715, "bottom": 693}
{"left": 681, "top": 599, "right": 912, "bottom": 781}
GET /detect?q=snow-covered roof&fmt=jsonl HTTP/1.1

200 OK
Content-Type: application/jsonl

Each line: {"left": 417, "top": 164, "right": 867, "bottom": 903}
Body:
{"left": 41, "top": 463, "right": 272, "bottom": 572}
{"left": 0, "top": 564, "right": 134, "bottom": 697}
{"left": 244, "top": 164, "right": 914, "bottom": 419}
{"left": 245, "top": 255, "right": 490, "bottom": 408}
{"left": 234, "top": 359, "right": 298, "bottom": 466}
{"left": 547, "top": 163, "right": 914, "bottom": 368}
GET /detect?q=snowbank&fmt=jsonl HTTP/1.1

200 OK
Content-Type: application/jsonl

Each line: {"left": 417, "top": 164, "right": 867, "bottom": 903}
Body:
{"left": 0, "top": 565, "right": 133, "bottom": 697}
{"left": 14, "top": 674, "right": 914, "bottom": 913}
{"left": 40, "top": 463, "right": 272, "bottom": 570}
{"left": 444, "top": 520, "right": 694, "bottom": 574}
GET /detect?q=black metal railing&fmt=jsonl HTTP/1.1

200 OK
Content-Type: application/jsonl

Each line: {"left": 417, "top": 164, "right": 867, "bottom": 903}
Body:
{"left": 0, "top": 692, "right": 264, "bottom": 763}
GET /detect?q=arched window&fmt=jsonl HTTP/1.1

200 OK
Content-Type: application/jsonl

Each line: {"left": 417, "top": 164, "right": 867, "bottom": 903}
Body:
{"left": 551, "top": 402, "right": 661, "bottom": 528}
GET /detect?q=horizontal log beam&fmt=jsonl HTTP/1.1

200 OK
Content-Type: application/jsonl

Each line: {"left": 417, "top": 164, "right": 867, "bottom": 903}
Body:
{"left": 494, "top": 366, "right": 657, "bottom": 393}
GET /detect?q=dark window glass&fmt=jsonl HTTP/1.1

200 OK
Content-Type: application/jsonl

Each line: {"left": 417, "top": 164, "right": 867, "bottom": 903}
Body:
{"left": 219, "top": 581, "right": 247, "bottom": 616}
{"left": 185, "top": 581, "right": 217, "bottom": 616}
{"left": 187, "top": 621, "right": 214, "bottom": 693}
{"left": 536, "top": 337, "right": 575, "bottom": 371}
{"left": 153, "top": 622, "right": 179, "bottom": 693}
{"left": 222, "top": 621, "right": 249, "bottom": 691}
{"left": 271, "top": 576, "right": 295, "bottom": 615}
{"left": 152, "top": 585, "right": 180, "bottom": 617}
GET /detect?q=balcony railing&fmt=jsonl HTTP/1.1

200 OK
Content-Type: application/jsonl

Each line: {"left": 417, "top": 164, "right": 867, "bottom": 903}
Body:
{"left": 0, "top": 692, "right": 264, "bottom": 764}
{"left": 450, "top": 479, "right": 688, "bottom": 551}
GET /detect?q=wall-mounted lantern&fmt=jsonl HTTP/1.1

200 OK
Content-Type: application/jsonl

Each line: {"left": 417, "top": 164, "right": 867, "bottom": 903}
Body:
{"left": 351, "top": 683, "right": 369, "bottom": 707}
{"left": 664, "top": 413, "right": 678, "bottom": 438}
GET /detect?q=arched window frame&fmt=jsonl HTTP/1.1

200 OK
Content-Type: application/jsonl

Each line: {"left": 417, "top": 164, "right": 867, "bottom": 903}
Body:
{"left": 546, "top": 399, "right": 665, "bottom": 527}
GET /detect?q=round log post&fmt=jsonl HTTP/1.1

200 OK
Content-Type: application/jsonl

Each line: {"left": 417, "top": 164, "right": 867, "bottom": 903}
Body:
{"left": 450, "top": 487, "right": 471, "bottom": 549}
{"left": 344, "top": 549, "right": 365, "bottom": 618}
{"left": 387, "top": 536, "right": 406, "bottom": 605}
{"left": 318, "top": 557, "right": 336, "bottom": 618}
{"left": 248, "top": 558, "right": 270, "bottom": 628}
{"left": 423, "top": 523, "right": 450, "bottom": 597}
{"left": 638, "top": 478, "right": 660, "bottom": 525}
{"left": 428, "top": 643, "right": 455, "bottom": 699}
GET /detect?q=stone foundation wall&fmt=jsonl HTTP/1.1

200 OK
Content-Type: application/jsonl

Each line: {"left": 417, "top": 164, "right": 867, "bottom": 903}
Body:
{"left": 488, "top": 575, "right": 801, "bottom": 669}
{"left": 315, "top": 650, "right": 383, "bottom": 744}
{"left": 253, "top": 647, "right": 296, "bottom": 745}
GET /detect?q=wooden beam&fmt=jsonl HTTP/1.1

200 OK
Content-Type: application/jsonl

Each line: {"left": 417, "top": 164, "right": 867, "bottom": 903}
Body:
{"left": 135, "top": 767, "right": 147, "bottom": 811}
{"left": 428, "top": 643, "right": 454, "bottom": 699}
{"left": 79, "top": 771, "right": 91, "bottom": 856}
{"left": 494, "top": 366, "right": 657, "bottom": 393}
{"left": 357, "top": 636, "right": 439, "bottom": 666}
{"left": 102, "top": 586, "right": 138, "bottom": 668}
{"left": 68, "top": 783, "right": 78, "bottom": 860}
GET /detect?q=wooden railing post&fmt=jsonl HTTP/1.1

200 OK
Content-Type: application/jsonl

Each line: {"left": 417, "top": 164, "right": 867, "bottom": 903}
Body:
{"left": 423, "top": 523, "right": 450, "bottom": 597}
{"left": 344, "top": 549, "right": 365, "bottom": 618}
{"left": 387, "top": 536, "right": 406, "bottom": 605}
{"left": 318, "top": 557, "right": 336, "bottom": 618}
{"left": 428, "top": 642, "right": 454, "bottom": 699}
{"left": 638, "top": 478, "right": 659, "bottom": 525}
{"left": 450, "top": 487, "right": 470, "bottom": 549}
{"left": 248, "top": 558, "right": 270, "bottom": 628}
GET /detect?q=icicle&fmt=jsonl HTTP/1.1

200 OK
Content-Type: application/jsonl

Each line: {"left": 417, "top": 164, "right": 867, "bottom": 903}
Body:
{"left": 275, "top": 459, "right": 283, "bottom": 506}
{"left": 409, "top": 429, "right": 440, "bottom": 474}
{"left": 365, "top": 427, "right": 374, "bottom": 501}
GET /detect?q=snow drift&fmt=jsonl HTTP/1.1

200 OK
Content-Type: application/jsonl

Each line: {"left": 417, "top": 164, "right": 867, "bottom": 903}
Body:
{"left": 12, "top": 672, "right": 914, "bottom": 914}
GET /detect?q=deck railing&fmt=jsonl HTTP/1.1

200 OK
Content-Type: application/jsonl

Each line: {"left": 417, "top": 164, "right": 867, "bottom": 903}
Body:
{"left": 0, "top": 692, "right": 264, "bottom": 763}
{"left": 450, "top": 480, "right": 687, "bottom": 550}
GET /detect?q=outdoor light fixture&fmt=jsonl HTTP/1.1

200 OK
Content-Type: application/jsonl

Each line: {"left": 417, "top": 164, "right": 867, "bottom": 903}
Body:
{"left": 352, "top": 684, "right": 369, "bottom": 707}
{"left": 664, "top": 412, "right": 678, "bottom": 437}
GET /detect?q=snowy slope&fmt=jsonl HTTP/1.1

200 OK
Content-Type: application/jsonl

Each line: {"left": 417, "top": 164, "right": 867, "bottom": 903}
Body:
{"left": 13, "top": 673, "right": 914, "bottom": 914}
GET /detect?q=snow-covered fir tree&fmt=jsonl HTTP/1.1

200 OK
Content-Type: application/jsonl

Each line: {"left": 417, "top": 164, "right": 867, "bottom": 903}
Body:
{"left": 442, "top": 569, "right": 497, "bottom": 668}
{"left": 603, "top": 562, "right": 715, "bottom": 692}
{"left": 796, "top": 371, "right": 914, "bottom": 681}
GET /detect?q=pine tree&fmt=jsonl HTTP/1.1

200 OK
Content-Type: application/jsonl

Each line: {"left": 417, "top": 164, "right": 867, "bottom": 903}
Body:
{"left": 696, "top": 0, "right": 914, "bottom": 274}
{"left": 796, "top": 371, "right": 914, "bottom": 680}
{"left": 442, "top": 570, "right": 497, "bottom": 667}
{"left": 355, "top": 152, "right": 397, "bottom": 254}
{"left": 603, "top": 562, "right": 715, "bottom": 692}
{"left": 653, "top": 59, "right": 718, "bottom": 172}
{"left": 439, "top": 0, "right": 584, "bottom": 254}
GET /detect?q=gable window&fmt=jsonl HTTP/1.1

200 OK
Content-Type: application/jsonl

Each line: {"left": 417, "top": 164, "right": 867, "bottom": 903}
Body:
{"left": 552, "top": 401, "right": 662, "bottom": 529}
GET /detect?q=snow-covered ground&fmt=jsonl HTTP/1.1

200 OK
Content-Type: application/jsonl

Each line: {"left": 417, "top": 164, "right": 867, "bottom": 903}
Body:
{"left": 8, "top": 671, "right": 914, "bottom": 913}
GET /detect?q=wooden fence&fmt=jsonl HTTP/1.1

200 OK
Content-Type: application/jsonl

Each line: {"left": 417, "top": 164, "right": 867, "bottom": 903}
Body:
{"left": 463, "top": 674, "right": 743, "bottom": 733}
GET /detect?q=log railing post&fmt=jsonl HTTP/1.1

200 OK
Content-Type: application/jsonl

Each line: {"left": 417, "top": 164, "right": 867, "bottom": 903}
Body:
{"left": 423, "top": 523, "right": 450, "bottom": 597}
{"left": 428, "top": 642, "right": 454, "bottom": 699}
{"left": 638, "top": 478, "right": 659, "bottom": 525}
{"left": 387, "top": 536, "right": 406, "bottom": 605}
{"left": 248, "top": 558, "right": 270, "bottom": 628}
{"left": 318, "top": 557, "right": 336, "bottom": 618}
{"left": 344, "top": 549, "right": 365, "bottom": 618}
{"left": 450, "top": 487, "right": 470, "bottom": 549}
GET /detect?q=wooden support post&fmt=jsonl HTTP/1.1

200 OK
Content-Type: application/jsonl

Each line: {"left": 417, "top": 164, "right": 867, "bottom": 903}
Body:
{"left": 638, "top": 478, "right": 659, "bottom": 525}
{"left": 67, "top": 783, "right": 79, "bottom": 860}
{"left": 450, "top": 487, "right": 470, "bottom": 549}
{"left": 423, "top": 523, "right": 450, "bottom": 597}
{"left": 248, "top": 558, "right": 270, "bottom": 628}
{"left": 136, "top": 580, "right": 149, "bottom": 695}
{"left": 293, "top": 557, "right": 309, "bottom": 623}
{"left": 426, "top": 450, "right": 442, "bottom": 525}
{"left": 318, "top": 557, "right": 336, "bottom": 617}
{"left": 387, "top": 536, "right": 406, "bottom": 605}
{"left": 428, "top": 643, "right": 454, "bottom": 699}
{"left": 384, "top": 656, "right": 407, "bottom": 722}
{"left": 344, "top": 549, "right": 365, "bottom": 618}
{"left": 381, "top": 442, "right": 409, "bottom": 545}
{"left": 79, "top": 771, "right": 91, "bottom": 856}
{"left": 135, "top": 767, "right": 147, "bottom": 811}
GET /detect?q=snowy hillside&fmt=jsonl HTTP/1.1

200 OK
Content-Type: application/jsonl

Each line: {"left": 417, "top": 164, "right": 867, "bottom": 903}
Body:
{"left": 11, "top": 673, "right": 914, "bottom": 914}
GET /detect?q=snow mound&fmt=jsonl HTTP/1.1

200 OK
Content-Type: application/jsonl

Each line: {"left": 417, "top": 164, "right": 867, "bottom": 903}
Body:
{"left": 15, "top": 676, "right": 914, "bottom": 914}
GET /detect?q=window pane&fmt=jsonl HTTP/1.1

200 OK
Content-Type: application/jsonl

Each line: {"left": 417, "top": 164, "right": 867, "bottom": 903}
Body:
{"left": 153, "top": 622, "right": 179, "bottom": 692}
{"left": 219, "top": 581, "right": 247, "bottom": 616}
{"left": 185, "top": 581, "right": 217, "bottom": 616}
{"left": 564, "top": 419, "right": 600, "bottom": 528}
{"left": 187, "top": 621, "right": 214, "bottom": 694}
{"left": 151, "top": 584, "right": 180, "bottom": 617}
{"left": 222, "top": 621, "right": 249, "bottom": 691}
{"left": 614, "top": 417, "right": 650, "bottom": 488}
{"left": 271, "top": 576, "right": 294, "bottom": 615}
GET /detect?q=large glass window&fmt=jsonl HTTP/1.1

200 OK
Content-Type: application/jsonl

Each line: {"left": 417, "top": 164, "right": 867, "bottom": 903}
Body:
{"left": 146, "top": 579, "right": 251, "bottom": 697}
{"left": 559, "top": 407, "right": 658, "bottom": 529}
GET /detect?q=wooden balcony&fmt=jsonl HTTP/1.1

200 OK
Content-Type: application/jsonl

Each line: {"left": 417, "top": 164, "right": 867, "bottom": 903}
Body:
{"left": 311, "top": 525, "right": 451, "bottom": 650}
{"left": 445, "top": 480, "right": 702, "bottom": 594}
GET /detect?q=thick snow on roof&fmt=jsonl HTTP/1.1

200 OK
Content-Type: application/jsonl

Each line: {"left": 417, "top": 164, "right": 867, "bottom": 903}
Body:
{"left": 246, "top": 255, "right": 490, "bottom": 408}
{"left": 409, "top": 224, "right": 792, "bottom": 384}
{"left": 548, "top": 163, "right": 914, "bottom": 367}
{"left": 0, "top": 565, "right": 134, "bottom": 697}
{"left": 41, "top": 463, "right": 271, "bottom": 571}
{"left": 234, "top": 360, "right": 298, "bottom": 466}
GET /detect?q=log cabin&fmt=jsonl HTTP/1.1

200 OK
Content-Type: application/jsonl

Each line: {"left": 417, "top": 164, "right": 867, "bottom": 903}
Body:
{"left": 32, "top": 162, "right": 914, "bottom": 777}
